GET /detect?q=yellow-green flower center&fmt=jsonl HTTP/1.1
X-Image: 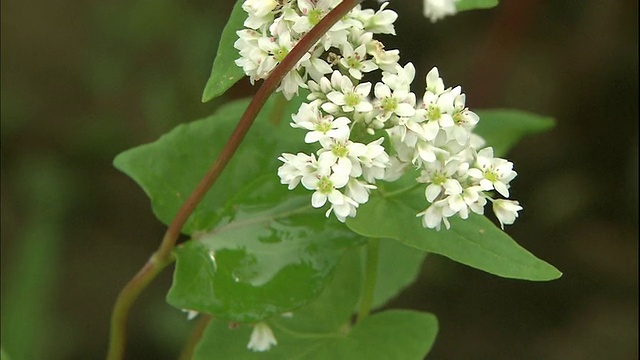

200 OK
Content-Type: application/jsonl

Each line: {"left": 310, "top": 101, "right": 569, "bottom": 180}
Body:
{"left": 453, "top": 111, "right": 464, "bottom": 125}
{"left": 315, "top": 120, "right": 331, "bottom": 133}
{"left": 318, "top": 176, "right": 333, "bottom": 194}
{"left": 381, "top": 97, "right": 398, "bottom": 112}
{"left": 346, "top": 56, "right": 361, "bottom": 69}
{"left": 432, "top": 172, "right": 447, "bottom": 185}
{"left": 427, "top": 104, "right": 441, "bottom": 121}
{"left": 485, "top": 170, "right": 498, "bottom": 183}
{"left": 332, "top": 143, "right": 349, "bottom": 158}
{"left": 309, "top": 9, "right": 322, "bottom": 25}
{"left": 345, "top": 92, "right": 361, "bottom": 107}
{"left": 274, "top": 47, "right": 289, "bottom": 62}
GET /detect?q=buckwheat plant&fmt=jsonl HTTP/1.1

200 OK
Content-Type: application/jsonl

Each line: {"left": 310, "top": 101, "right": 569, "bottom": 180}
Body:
{"left": 108, "top": 0, "right": 561, "bottom": 359}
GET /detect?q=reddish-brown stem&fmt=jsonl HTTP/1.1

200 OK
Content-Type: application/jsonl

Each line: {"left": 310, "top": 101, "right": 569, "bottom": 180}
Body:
{"left": 107, "top": 1, "right": 364, "bottom": 359}
{"left": 178, "top": 315, "right": 213, "bottom": 360}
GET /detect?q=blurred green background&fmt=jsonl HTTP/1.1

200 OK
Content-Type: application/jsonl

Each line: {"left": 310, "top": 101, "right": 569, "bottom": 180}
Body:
{"left": 1, "top": 0, "right": 637, "bottom": 359}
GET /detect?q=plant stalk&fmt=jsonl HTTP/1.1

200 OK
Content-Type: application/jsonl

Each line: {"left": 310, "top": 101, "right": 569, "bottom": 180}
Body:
{"left": 356, "top": 238, "right": 380, "bottom": 323}
{"left": 178, "top": 315, "right": 213, "bottom": 360}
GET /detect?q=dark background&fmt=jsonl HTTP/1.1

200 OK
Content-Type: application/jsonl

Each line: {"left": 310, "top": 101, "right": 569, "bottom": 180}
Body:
{"left": 1, "top": 0, "right": 637, "bottom": 359}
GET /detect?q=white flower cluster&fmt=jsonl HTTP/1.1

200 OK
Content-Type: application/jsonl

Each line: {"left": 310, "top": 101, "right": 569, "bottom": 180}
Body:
{"left": 236, "top": 1, "right": 522, "bottom": 231}
{"left": 235, "top": 0, "right": 398, "bottom": 100}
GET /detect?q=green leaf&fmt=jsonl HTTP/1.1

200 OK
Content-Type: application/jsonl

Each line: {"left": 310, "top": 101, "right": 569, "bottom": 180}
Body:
{"left": 347, "top": 195, "right": 562, "bottom": 281}
{"left": 456, "top": 0, "right": 499, "bottom": 12}
{"left": 166, "top": 176, "right": 363, "bottom": 322}
{"left": 475, "top": 109, "right": 555, "bottom": 157}
{"left": 113, "top": 95, "right": 306, "bottom": 235}
{"left": 193, "top": 249, "right": 439, "bottom": 360}
{"left": 201, "top": 0, "right": 246, "bottom": 102}
{"left": 1, "top": 347, "right": 10, "bottom": 360}
{"left": 194, "top": 311, "right": 438, "bottom": 360}
{"left": 370, "top": 239, "right": 426, "bottom": 309}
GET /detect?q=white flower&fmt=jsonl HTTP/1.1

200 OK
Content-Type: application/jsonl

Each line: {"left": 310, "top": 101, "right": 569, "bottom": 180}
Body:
{"left": 325, "top": 192, "right": 359, "bottom": 222}
{"left": 181, "top": 309, "right": 199, "bottom": 320}
{"left": 425, "top": 67, "right": 445, "bottom": 95}
{"left": 418, "top": 160, "right": 460, "bottom": 202}
{"left": 444, "top": 87, "right": 479, "bottom": 145}
{"left": 291, "top": 102, "right": 350, "bottom": 144}
{"left": 339, "top": 43, "right": 378, "bottom": 80}
{"left": 492, "top": 199, "right": 523, "bottom": 229}
{"left": 291, "top": 0, "right": 337, "bottom": 33}
{"left": 302, "top": 55, "right": 333, "bottom": 83}
{"left": 374, "top": 81, "right": 416, "bottom": 122}
{"left": 345, "top": 179, "right": 376, "bottom": 204}
{"left": 420, "top": 88, "right": 456, "bottom": 141}
{"left": 423, "top": 0, "right": 458, "bottom": 23}
{"left": 362, "top": 2, "right": 398, "bottom": 35}
{"left": 242, "top": 0, "right": 277, "bottom": 18}
{"left": 247, "top": 322, "right": 277, "bottom": 352}
{"left": 417, "top": 199, "right": 451, "bottom": 230}
{"left": 278, "top": 153, "right": 317, "bottom": 190}
{"left": 382, "top": 62, "right": 416, "bottom": 92}
{"left": 243, "top": 0, "right": 277, "bottom": 29}
{"left": 467, "top": 147, "right": 517, "bottom": 198}
{"left": 301, "top": 161, "right": 349, "bottom": 208}
{"left": 324, "top": 71, "right": 373, "bottom": 113}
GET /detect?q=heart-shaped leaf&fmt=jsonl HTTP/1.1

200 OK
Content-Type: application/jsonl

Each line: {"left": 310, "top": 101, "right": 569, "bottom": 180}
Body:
{"left": 113, "top": 95, "right": 306, "bottom": 235}
{"left": 167, "top": 176, "right": 363, "bottom": 322}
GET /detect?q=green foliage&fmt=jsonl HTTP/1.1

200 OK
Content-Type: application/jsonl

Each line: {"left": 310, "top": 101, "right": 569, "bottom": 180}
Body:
{"left": 370, "top": 239, "right": 427, "bottom": 309}
{"left": 201, "top": 0, "right": 246, "bottom": 102}
{"left": 456, "top": 0, "right": 499, "bottom": 12}
{"left": 112, "top": 0, "right": 563, "bottom": 352}
{"left": 347, "top": 195, "right": 561, "bottom": 281}
{"left": 1, "top": 158, "right": 71, "bottom": 360}
{"left": 167, "top": 177, "right": 363, "bottom": 322}
{"left": 474, "top": 109, "right": 555, "bottom": 157}
{"left": 346, "top": 107, "right": 561, "bottom": 281}
{"left": 113, "top": 95, "right": 306, "bottom": 235}
{"left": 193, "top": 250, "right": 439, "bottom": 359}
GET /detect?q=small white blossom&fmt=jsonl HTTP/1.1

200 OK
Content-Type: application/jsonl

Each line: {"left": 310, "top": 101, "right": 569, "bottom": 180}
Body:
{"left": 423, "top": 0, "right": 459, "bottom": 23}
{"left": 362, "top": 2, "right": 398, "bottom": 35}
{"left": 278, "top": 153, "right": 318, "bottom": 190}
{"left": 374, "top": 81, "right": 416, "bottom": 122}
{"left": 492, "top": 199, "right": 523, "bottom": 229}
{"left": 324, "top": 71, "right": 373, "bottom": 113}
{"left": 339, "top": 43, "right": 378, "bottom": 80}
{"left": 368, "top": 40, "right": 400, "bottom": 72}
{"left": 417, "top": 199, "right": 451, "bottom": 230}
{"left": 181, "top": 309, "right": 199, "bottom": 320}
{"left": 425, "top": 67, "right": 446, "bottom": 95}
{"left": 420, "top": 88, "right": 456, "bottom": 141}
{"left": 291, "top": 102, "right": 350, "bottom": 144}
{"left": 247, "top": 322, "right": 277, "bottom": 352}
{"left": 467, "top": 148, "right": 517, "bottom": 198}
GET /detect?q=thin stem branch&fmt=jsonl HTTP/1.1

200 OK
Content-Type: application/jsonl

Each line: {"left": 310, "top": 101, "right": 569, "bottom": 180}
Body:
{"left": 107, "top": 255, "right": 171, "bottom": 360}
{"left": 356, "top": 238, "right": 380, "bottom": 323}
{"left": 179, "top": 315, "right": 213, "bottom": 360}
{"left": 382, "top": 182, "right": 422, "bottom": 199}
{"left": 107, "top": 1, "right": 364, "bottom": 359}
